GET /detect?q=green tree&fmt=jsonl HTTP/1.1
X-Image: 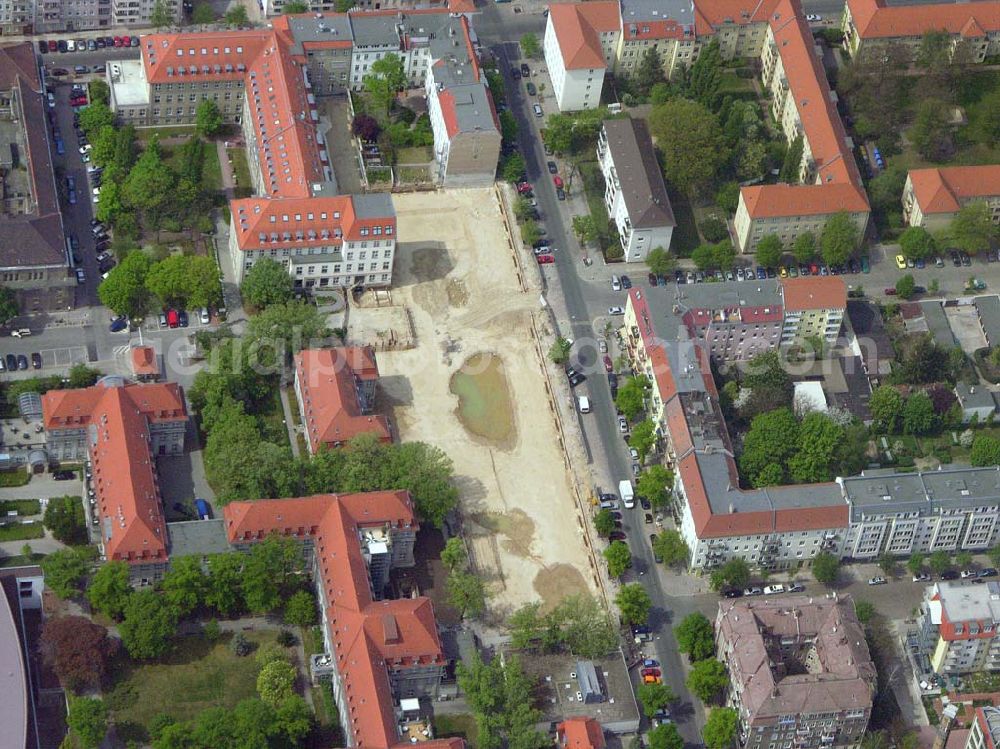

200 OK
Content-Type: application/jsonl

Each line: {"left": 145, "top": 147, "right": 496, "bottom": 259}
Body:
{"left": 241, "top": 258, "right": 295, "bottom": 310}
{"left": 789, "top": 412, "right": 843, "bottom": 483}
{"left": 687, "top": 658, "right": 728, "bottom": 703}
{"left": 650, "top": 723, "right": 685, "bottom": 749}
{"left": 792, "top": 231, "right": 816, "bottom": 263}
{"left": 499, "top": 109, "right": 518, "bottom": 145}
{"left": 646, "top": 246, "right": 676, "bottom": 276}
{"left": 195, "top": 99, "right": 223, "bottom": 136}
{"left": 247, "top": 301, "right": 330, "bottom": 361}
{"left": 957, "top": 551, "right": 974, "bottom": 568}
{"left": 78, "top": 102, "right": 114, "bottom": 138}
{"left": 502, "top": 153, "right": 526, "bottom": 183}
{"left": 635, "top": 47, "right": 664, "bottom": 96}
{"left": 869, "top": 385, "right": 904, "bottom": 433}
{"left": 603, "top": 540, "right": 632, "bottom": 578}
{"left": 94, "top": 179, "right": 123, "bottom": 225}
{"left": 447, "top": 569, "right": 486, "bottom": 618}
{"left": 594, "top": 508, "right": 616, "bottom": 538}
{"left": 548, "top": 336, "right": 572, "bottom": 365}
{"left": 637, "top": 681, "right": 676, "bottom": 719}
{"left": 692, "top": 243, "right": 717, "bottom": 270}
{"left": 615, "top": 376, "right": 649, "bottom": 421}
{"left": 971, "top": 435, "right": 1000, "bottom": 467}
{"left": 928, "top": 550, "right": 952, "bottom": 576}
{"left": 42, "top": 495, "right": 87, "bottom": 545}
{"left": 40, "top": 548, "right": 89, "bottom": 599}
{"left": 223, "top": 3, "right": 248, "bottom": 25}
{"left": 780, "top": 135, "right": 804, "bottom": 182}
{"left": 653, "top": 530, "right": 690, "bottom": 568}
{"left": 0, "top": 286, "right": 17, "bottom": 324}
{"left": 457, "top": 652, "right": 546, "bottom": 749}
{"left": 716, "top": 182, "right": 741, "bottom": 215}
{"left": 572, "top": 214, "right": 601, "bottom": 245}
{"left": 519, "top": 218, "right": 540, "bottom": 247}
{"left": 855, "top": 600, "right": 877, "bottom": 624}
{"left": 282, "top": 0, "right": 308, "bottom": 11}
{"left": 150, "top": 0, "right": 173, "bottom": 27}
{"left": 951, "top": 201, "right": 997, "bottom": 255}
{"left": 88, "top": 79, "right": 110, "bottom": 106}
{"left": 709, "top": 557, "right": 751, "bottom": 592}
{"left": 713, "top": 240, "right": 736, "bottom": 270}
{"left": 119, "top": 590, "right": 179, "bottom": 660}
{"left": 242, "top": 534, "right": 301, "bottom": 613}
{"left": 895, "top": 273, "right": 916, "bottom": 300}
{"left": 648, "top": 98, "right": 729, "bottom": 196}
{"left": 686, "top": 39, "right": 722, "bottom": 109}
{"left": 68, "top": 697, "right": 108, "bottom": 749}
{"left": 123, "top": 142, "right": 176, "bottom": 227}
{"left": 364, "top": 53, "right": 407, "bottom": 116}
{"left": 440, "top": 537, "right": 468, "bottom": 571}
{"left": 205, "top": 552, "right": 244, "bottom": 616}
{"left": 878, "top": 553, "right": 895, "bottom": 576}
{"left": 520, "top": 32, "right": 541, "bottom": 59}
{"left": 616, "top": 583, "right": 652, "bottom": 625}
{"left": 190, "top": 3, "right": 216, "bottom": 23}
{"left": 703, "top": 707, "right": 739, "bottom": 749}
{"left": 86, "top": 561, "right": 132, "bottom": 620}
{"left": 637, "top": 465, "right": 673, "bottom": 509}
{"left": 903, "top": 391, "right": 936, "bottom": 435}
{"left": 675, "top": 612, "right": 714, "bottom": 662}
{"left": 811, "top": 551, "right": 840, "bottom": 584}
{"left": 628, "top": 419, "right": 656, "bottom": 463}
{"left": 160, "top": 556, "right": 208, "bottom": 617}
{"left": 907, "top": 553, "right": 926, "bottom": 576}
{"left": 739, "top": 407, "right": 799, "bottom": 485}
{"left": 756, "top": 234, "right": 783, "bottom": 268}
{"left": 910, "top": 99, "right": 950, "bottom": 160}
{"left": 820, "top": 211, "right": 859, "bottom": 267}
{"left": 257, "top": 659, "right": 296, "bottom": 707}
{"left": 899, "top": 226, "right": 936, "bottom": 260}
{"left": 868, "top": 163, "right": 908, "bottom": 220}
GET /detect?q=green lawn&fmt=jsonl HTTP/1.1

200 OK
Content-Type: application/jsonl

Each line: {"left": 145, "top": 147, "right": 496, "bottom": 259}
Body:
{"left": 201, "top": 140, "right": 222, "bottom": 193}
{"left": 0, "top": 522, "right": 44, "bottom": 542}
{"left": 0, "top": 470, "right": 31, "bottom": 487}
{"left": 397, "top": 146, "right": 432, "bottom": 164}
{"left": 107, "top": 631, "right": 279, "bottom": 737}
{"left": 0, "top": 499, "right": 41, "bottom": 516}
{"left": 137, "top": 125, "right": 197, "bottom": 142}
{"left": 228, "top": 148, "right": 252, "bottom": 191}
{"left": 433, "top": 714, "right": 478, "bottom": 748}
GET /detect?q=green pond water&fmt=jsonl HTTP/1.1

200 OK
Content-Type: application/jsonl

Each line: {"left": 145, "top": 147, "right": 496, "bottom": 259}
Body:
{"left": 449, "top": 352, "right": 515, "bottom": 446}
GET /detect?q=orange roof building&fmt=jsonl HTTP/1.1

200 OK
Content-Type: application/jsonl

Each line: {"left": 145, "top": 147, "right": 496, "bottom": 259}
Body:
{"left": 223, "top": 492, "right": 462, "bottom": 749}
{"left": 130, "top": 346, "right": 159, "bottom": 381}
{"left": 42, "top": 379, "right": 188, "bottom": 583}
{"left": 543, "top": 2, "right": 621, "bottom": 110}
{"left": 903, "top": 165, "right": 1000, "bottom": 231}
{"left": 293, "top": 347, "right": 392, "bottom": 451}
{"left": 557, "top": 717, "right": 607, "bottom": 749}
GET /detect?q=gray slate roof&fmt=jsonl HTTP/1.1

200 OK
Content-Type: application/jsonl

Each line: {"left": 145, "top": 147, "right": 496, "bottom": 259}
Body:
{"left": 918, "top": 301, "right": 956, "bottom": 348}
{"left": 976, "top": 295, "right": 1000, "bottom": 346}
{"left": 602, "top": 118, "right": 675, "bottom": 230}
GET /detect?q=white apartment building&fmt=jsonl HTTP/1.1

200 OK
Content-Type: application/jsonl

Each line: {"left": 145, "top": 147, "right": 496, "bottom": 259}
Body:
{"left": 597, "top": 118, "right": 674, "bottom": 262}
{"left": 543, "top": 1, "right": 620, "bottom": 111}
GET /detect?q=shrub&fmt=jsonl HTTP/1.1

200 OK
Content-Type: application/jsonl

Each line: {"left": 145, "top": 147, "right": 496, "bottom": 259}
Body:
{"left": 277, "top": 629, "right": 297, "bottom": 647}
{"left": 230, "top": 632, "right": 252, "bottom": 656}
{"left": 700, "top": 218, "right": 729, "bottom": 243}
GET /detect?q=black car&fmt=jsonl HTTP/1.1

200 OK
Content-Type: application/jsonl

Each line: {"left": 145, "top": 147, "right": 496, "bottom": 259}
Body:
{"left": 178, "top": 310, "right": 189, "bottom": 327}
{"left": 639, "top": 497, "right": 651, "bottom": 510}
{"left": 941, "top": 570, "right": 960, "bottom": 580}
{"left": 547, "top": 161, "right": 558, "bottom": 174}
{"left": 721, "top": 588, "right": 744, "bottom": 598}
{"left": 511, "top": 67, "right": 521, "bottom": 80}
{"left": 57, "top": 39, "right": 67, "bottom": 52}
{"left": 16, "top": 354, "right": 28, "bottom": 371}
{"left": 556, "top": 187, "right": 566, "bottom": 201}
{"left": 96, "top": 37, "right": 106, "bottom": 48}
{"left": 525, "top": 82, "right": 536, "bottom": 96}
{"left": 648, "top": 273, "right": 658, "bottom": 286}
{"left": 980, "top": 568, "right": 998, "bottom": 578}
{"left": 675, "top": 269, "right": 685, "bottom": 284}
{"left": 5, "top": 353, "right": 16, "bottom": 371}
{"left": 620, "top": 275, "right": 632, "bottom": 289}
{"left": 53, "top": 470, "right": 75, "bottom": 480}
{"left": 520, "top": 62, "right": 530, "bottom": 77}
{"left": 950, "top": 250, "right": 962, "bottom": 266}
{"left": 38, "top": 40, "right": 48, "bottom": 54}
{"left": 31, "top": 353, "right": 42, "bottom": 369}
{"left": 961, "top": 251, "right": 972, "bottom": 266}
{"left": 105, "top": 36, "right": 115, "bottom": 47}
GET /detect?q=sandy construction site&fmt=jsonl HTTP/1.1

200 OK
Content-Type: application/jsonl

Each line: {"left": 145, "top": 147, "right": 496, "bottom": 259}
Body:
{"left": 360, "top": 188, "right": 597, "bottom": 617}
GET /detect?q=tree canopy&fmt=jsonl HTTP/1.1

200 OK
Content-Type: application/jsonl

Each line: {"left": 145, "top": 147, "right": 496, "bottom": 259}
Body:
{"left": 899, "top": 226, "right": 936, "bottom": 260}
{"left": 755, "top": 234, "right": 784, "bottom": 268}
{"left": 687, "top": 658, "right": 729, "bottom": 703}
{"left": 648, "top": 98, "right": 729, "bottom": 196}
{"left": 507, "top": 595, "right": 617, "bottom": 658}
{"left": 98, "top": 250, "right": 153, "bottom": 319}
{"left": 616, "top": 583, "right": 652, "bottom": 625}
{"left": 40, "top": 548, "right": 89, "bottom": 599}
{"left": 119, "top": 589, "right": 179, "bottom": 659}
{"left": 820, "top": 211, "right": 859, "bottom": 266}
{"left": 951, "top": 201, "right": 997, "bottom": 254}
{"left": 457, "top": 652, "right": 547, "bottom": 749}
{"left": 42, "top": 494, "right": 87, "bottom": 545}
{"left": 195, "top": 99, "right": 223, "bottom": 136}
{"left": 971, "top": 435, "right": 1000, "bottom": 467}
{"left": 363, "top": 54, "right": 407, "bottom": 115}
{"left": 703, "top": 707, "right": 740, "bottom": 749}
{"left": 68, "top": 697, "right": 108, "bottom": 749}
{"left": 603, "top": 541, "right": 632, "bottom": 578}
{"left": 812, "top": 551, "right": 840, "bottom": 584}
{"left": 86, "top": 561, "right": 132, "bottom": 620}
{"left": 41, "top": 617, "right": 117, "bottom": 693}
{"left": 675, "top": 612, "right": 715, "bottom": 662}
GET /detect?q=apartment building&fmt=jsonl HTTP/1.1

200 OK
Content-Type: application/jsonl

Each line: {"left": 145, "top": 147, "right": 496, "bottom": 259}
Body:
{"left": 543, "top": 1, "right": 620, "bottom": 111}
{"left": 842, "top": 0, "right": 1000, "bottom": 62}
{"left": 293, "top": 347, "right": 392, "bottom": 452}
{"left": 41, "top": 379, "right": 187, "bottom": 584}
{"left": 262, "top": 0, "right": 474, "bottom": 16}
{"left": 222, "top": 492, "right": 463, "bottom": 748}
{"left": 596, "top": 118, "right": 674, "bottom": 262}
{"left": 0, "top": 43, "right": 76, "bottom": 313}
{"left": 0, "top": 0, "right": 32, "bottom": 34}
{"left": 969, "top": 708, "right": 1000, "bottom": 749}
{"left": 716, "top": 596, "right": 875, "bottom": 749}
{"left": 111, "top": 0, "right": 180, "bottom": 27}
{"left": 914, "top": 582, "right": 1000, "bottom": 678}
{"left": 902, "top": 165, "right": 1000, "bottom": 232}
{"left": 425, "top": 15, "right": 502, "bottom": 187}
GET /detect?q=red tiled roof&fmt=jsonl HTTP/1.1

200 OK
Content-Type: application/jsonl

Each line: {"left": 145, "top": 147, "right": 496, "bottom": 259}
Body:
{"left": 846, "top": 0, "right": 1000, "bottom": 39}
{"left": 558, "top": 717, "right": 606, "bottom": 749}
{"left": 42, "top": 381, "right": 185, "bottom": 430}
{"left": 142, "top": 30, "right": 273, "bottom": 85}
{"left": 694, "top": 0, "right": 781, "bottom": 34}
{"left": 548, "top": 2, "right": 619, "bottom": 70}
{"left": 623, "top": 18, "right": 688, "bottom": 40}
{"left": 908, "top": 165, "right": 1000, "bottom": 216}
{"left": 223, "top": 492, "right": 449, "bottom": 749}
{"left": 780, "top": 276, "right": 847, "bottom": 311}
{"left": 295, "top": 348, "right": 391, "bottom": 450}
{"left": 741, "top": 182, "right": 869, "bottom": 218}
{"left": 438, "top": 90, "right": 461, "bottom": 138}
{"left": 130, "top": 346, "right": 158, "bottom": 377}
{"left": 230, "top": 195, "right": 395, "bottom": 252}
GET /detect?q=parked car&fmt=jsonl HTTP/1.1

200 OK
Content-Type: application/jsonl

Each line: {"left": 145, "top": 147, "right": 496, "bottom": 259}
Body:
{"left": 556, "top": 187, "right": 566, "bottom": 201}
{"left": 608, "top": 531, "right": 627, "bottom": 541}
{"left": 763, "top": 584, "right": 785, "bottom": 595}
{"left": 536, "top": 254, "right": 554, "bottom": 264}
{"left": 31, "top": 353, "right": 42, "bottom": 370}
{"left": 941, "top": 570, "right": 960, "bottom": 580}
{"left": 552, "top": 175, "right": 564, "bottom": 189}
{"left": 867, "top": 576, "right": 887, "bottom": 586}
{"left": 38, "top": 40, "right": 48, "bottom": 54}
{"left": 547, "top": 161, "right": 558, "bottom": 174}
{"left": 525, "top": 82, "right": 536, "bottom": 96}
{"left": 532, "top": 103, "right": 542, "bottom": 117}
{"left": 912, "top": 572, "right": 931, "bottom": 582}
{"left": 109, "top": 316, "right": 128, "bottom": 332}
{"left": 618, "top": 416, "right": 628, "bottom": 433}
{"left": 721, "top": 588, "right": 744, "bottom": 598}
{"left": 743, "top": 586, "right": 764, "bottom": 596}
{"left": 199, "top": 308, "right": 210, "bottom": 324}
{"left": 53, "top": 470, "right": 76, "bottom": 480}
{"left": 608, "top": 306, "right": 625, "bottom": 315}
{"left": 981, "top": 568, "right": 998, "bottom": 578}
{"left": 16, "top": 354, "right": 28, "bottom": 370}
{"left": 961, "top": 569, "right": 978, "bottom": 579}
{"left": 620, "top": 275, "right": 632, "bottom": 289}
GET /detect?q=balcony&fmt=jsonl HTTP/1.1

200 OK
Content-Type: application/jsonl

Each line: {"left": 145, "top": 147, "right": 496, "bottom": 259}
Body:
{"left": 311, "top": 653, "right": 336, "bottom": 678}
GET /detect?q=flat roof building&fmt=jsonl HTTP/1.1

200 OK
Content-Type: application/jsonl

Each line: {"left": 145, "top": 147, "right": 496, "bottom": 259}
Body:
{"left": 716, "top": 595, "right": 875, "bottom": 749}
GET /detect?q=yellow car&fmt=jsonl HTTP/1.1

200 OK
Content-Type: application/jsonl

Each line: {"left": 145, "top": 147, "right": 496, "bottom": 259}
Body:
{"left": 779, "top": 265, "right": 788, "bottom": 278}
{"left": 895, "top": 254, "right": 907, "bottom": 270}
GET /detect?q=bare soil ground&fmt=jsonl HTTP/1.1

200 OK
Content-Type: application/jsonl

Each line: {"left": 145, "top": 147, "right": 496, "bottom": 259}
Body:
{"left": 361, "top": 189, "right": 595, "bottom": 617}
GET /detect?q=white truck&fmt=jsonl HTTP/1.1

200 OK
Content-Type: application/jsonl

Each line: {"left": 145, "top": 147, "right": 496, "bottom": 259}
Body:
{"left": 619, "top": 479, "right": 635, "bottom": 509}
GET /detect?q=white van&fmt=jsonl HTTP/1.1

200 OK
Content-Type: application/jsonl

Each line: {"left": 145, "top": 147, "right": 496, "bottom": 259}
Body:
{"left": 619, "top": 479, "right": 635, "bottom": 509}
{"left": 577, "top": 396, "right": 591, "bottom": 414}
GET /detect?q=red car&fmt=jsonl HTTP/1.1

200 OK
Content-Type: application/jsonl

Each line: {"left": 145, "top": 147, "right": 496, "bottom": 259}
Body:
{"left": 536, "top": 254, "right": 554, "bottom": 265}
{"left": 167, "top": 309, "right": 180, "bottom": 328}
{"left": 608, "top": 531, "right": 627, "bottom": 542}
{"left": 553, "top": 175, "right": 564, "bottom": 189}
{"left": 641, "top": 668, "right": 662, "bottom": 678}
{"left": 603, "top": 355, "right": 613, "bottom": 373}
{"left": 883, "top": 287, "right": 897, "bottom": 295}
{"left": 113, "top": 36, "right": 123, "bottom": 47}
{"left": 517, "top": 181, "right": 533, "bottom": 195}
{"left": 48, "top": 39, "right": 58, "bottom": 52}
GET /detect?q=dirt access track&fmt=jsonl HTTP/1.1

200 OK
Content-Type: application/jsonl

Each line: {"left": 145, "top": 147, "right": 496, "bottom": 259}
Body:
{"left": 373, "top": 189, "right": 596, "bottom": 617}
